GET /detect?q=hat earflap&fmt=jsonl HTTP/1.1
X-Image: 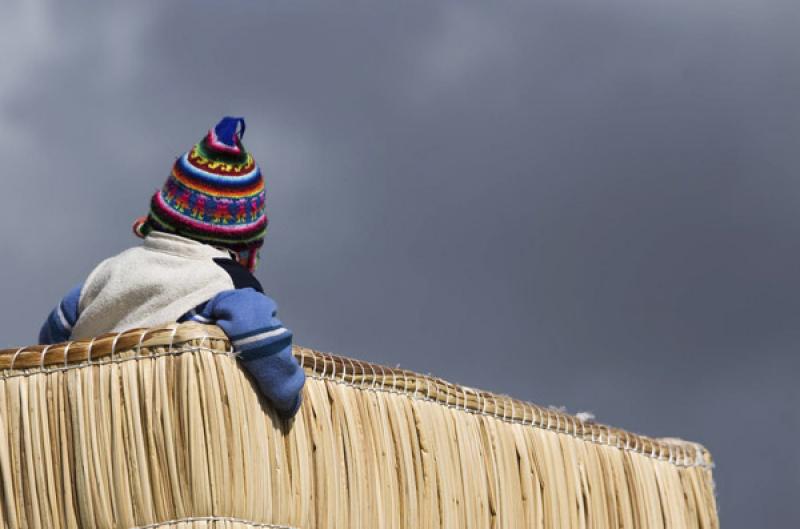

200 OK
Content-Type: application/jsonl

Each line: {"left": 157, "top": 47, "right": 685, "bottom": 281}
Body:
{"left": 132, "top": 216, "right": 149, "bottom": 239}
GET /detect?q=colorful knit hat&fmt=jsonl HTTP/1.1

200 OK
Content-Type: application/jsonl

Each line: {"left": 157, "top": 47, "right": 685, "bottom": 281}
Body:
{"left": 133, "top": 117, "right": 267, "bottom": 269}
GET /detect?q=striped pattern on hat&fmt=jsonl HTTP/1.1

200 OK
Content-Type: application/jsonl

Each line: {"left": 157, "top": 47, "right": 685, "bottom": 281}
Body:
{"left": 134, "top": 117, "right": 268, "bottom": 252}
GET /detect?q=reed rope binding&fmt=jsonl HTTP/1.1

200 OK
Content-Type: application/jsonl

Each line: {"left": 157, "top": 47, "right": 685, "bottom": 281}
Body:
{"left": 132, "top": 517, "right": 299, "bottom": 529}
{"left": 0, "top": 323, "right": 719, "bottom": 529}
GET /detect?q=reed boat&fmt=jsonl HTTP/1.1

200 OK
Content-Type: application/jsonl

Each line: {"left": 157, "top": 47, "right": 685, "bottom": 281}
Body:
{"left": 0, "top": 322, "right": 718, "bottom": 529}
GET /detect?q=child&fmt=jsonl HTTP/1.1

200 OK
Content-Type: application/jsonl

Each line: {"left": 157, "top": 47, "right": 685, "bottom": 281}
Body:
{"left": 38, "top": 117, "right": 305, "bottom": 418}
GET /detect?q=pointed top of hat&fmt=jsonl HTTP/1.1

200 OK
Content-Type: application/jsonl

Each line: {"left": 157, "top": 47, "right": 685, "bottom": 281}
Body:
{"left": 207, "top": 116, "right": 246, "bottom": 155}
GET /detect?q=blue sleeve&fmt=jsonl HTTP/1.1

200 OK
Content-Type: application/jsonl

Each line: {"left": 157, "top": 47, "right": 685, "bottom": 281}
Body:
{"left": 181, "top": 288, "right": 305, "bottom": 418}
{"left": 39, "top": 283, "right": 83, "bottom": 345}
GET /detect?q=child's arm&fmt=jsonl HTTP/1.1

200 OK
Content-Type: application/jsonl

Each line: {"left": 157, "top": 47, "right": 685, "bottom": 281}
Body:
{"left": 39, "top": 283, "right": 83, "bottom": 345}
{"left": 181, "top": 288, "right": 305, "bottom": 418}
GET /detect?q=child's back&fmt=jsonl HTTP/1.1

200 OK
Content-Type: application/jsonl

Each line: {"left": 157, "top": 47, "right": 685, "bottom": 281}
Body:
{"left": 72, "top": 231, "right": 253, "bottom": 338}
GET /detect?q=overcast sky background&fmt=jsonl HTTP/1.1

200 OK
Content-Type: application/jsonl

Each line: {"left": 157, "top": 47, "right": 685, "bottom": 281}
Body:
{"left": 1, "top": 0, "right": 798, "bottom": 526}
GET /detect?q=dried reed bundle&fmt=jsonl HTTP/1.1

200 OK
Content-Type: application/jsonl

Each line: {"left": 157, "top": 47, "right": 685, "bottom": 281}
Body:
{"left": 0, "top": 323, "right": 718, "bottom": 529}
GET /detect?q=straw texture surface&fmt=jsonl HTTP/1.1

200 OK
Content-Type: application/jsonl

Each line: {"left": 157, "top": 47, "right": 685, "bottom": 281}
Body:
{"left": 0, "top": 323, "right": 718, "bottom": 529}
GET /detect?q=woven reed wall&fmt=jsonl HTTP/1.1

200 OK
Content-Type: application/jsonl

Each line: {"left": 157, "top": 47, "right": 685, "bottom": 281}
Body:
{"left": 0, "top": 323, "right": 718, "bottom": 529}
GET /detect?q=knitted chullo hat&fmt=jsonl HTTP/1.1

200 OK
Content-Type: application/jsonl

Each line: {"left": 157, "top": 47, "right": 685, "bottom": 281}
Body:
{"left": 133, "top": 117, "right": 267, "bottom": 270}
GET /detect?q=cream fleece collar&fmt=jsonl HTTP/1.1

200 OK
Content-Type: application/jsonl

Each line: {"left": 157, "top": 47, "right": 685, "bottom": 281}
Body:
{"left": 143, "top": 232, "right": 232, "bottom": 261}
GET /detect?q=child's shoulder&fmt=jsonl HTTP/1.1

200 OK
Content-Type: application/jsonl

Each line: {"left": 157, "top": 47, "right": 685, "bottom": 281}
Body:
{"left": 85, "top": 237, "right": 264, "bottom": 300}
{"left": 85, "top": 243, "right": 157, "bottom": 280}
{"left": 209, "top": 257, "right": 264, "bottom": 294}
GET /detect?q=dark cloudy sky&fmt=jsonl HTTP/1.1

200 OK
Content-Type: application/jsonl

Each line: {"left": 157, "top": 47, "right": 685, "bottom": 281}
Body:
{"left": 1, "top": 0, "right": 798, "bottom": 526}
